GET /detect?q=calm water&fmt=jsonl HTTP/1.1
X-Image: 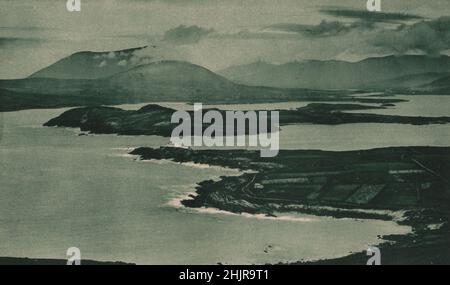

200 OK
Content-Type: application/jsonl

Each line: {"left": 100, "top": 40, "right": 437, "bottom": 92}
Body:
{"left": 279, "top": 123, "right": 450, "bottom": 150}
{"left": 346, "top": 95, "right": 450, "bottom": 117}
{"left": 2, "top": 96, "right": 441, "bottom": 264}
{"left": 116, "top": 100, "right": 379, "bottom": 111}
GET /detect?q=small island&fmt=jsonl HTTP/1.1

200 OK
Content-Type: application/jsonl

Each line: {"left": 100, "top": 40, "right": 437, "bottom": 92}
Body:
{"left": 44, "top": 102, "right": 450, "bottom": 137}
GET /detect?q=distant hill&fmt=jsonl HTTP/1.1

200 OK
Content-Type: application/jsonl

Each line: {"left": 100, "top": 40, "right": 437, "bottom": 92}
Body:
{"left": 2, "top": 60, "right": 239, "bottom": 98}
{"left": 421, "top": 75, "right": 450, "bottom": 93}
{"left": 427, "top": 75, "right": 450, "bottom": 88}
{"left": 368, "top": 72, "right": 450, "bottom": 89}
{"left": 104, "top": 60, "right": 250, "bottom": 100}
{"left": 29, "top": 46, "right": 147, "bottom": 79}
{"left": 110, "top": 60, "right": 235, "bottom": 89}
{"left": 219, "top": 55, "right": 450, "bottom": 89}
{"left": 101, "top": 60, "right": 337, "bottom": 102}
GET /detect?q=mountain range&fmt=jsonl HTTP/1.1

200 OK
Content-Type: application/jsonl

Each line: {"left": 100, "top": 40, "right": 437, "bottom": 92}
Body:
{"left": 218, "top": 55, "right": 450, "bottom": 90}
{"left": 1, "top": 47, "right": 450, "bottom": 112}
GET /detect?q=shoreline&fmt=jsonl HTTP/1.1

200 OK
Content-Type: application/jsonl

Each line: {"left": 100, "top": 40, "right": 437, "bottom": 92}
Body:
{"left": 130, "top": 146, "right": 450, "bottom": 264}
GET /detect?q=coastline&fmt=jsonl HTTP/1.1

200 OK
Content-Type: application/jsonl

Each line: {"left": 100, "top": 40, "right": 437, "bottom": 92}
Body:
{"left": 129, "top": 146, "right": 450, "bottom": 264}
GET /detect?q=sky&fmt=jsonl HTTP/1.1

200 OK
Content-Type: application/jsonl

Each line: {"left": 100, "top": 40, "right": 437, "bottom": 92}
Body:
{"left": 1, "top": 0, "right": 450, "bottom": 78}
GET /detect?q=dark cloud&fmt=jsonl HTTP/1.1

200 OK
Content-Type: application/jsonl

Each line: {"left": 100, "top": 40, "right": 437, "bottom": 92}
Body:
{"left": 267, "top": 20, "right": 375, "bottom": 37}
{"left": 321, "top": 8, "right": 423, "bottom": 22}
{"left": 371, "top": 17, "right": 450, "bottom": 55}
{"left": 162, "top": 25, "right": 213, "bottom": 45}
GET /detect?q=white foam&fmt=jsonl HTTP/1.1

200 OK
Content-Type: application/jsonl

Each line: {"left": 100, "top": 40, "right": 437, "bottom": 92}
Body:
{"left": 168, "top": 191, "right": 319, "bottom": 223}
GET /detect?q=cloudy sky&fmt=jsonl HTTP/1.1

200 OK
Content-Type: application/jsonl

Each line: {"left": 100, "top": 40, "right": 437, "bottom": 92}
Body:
{"left": 1, "top": 0, "right": 450, "bottom": 78}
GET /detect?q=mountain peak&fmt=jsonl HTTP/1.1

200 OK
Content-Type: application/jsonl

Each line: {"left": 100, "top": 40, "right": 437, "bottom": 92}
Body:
{"left": 111, "top": 60, "right": 232, "bottom": 86}
{"left": 29, "top": 46, "right": 148, "bottom": 80}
